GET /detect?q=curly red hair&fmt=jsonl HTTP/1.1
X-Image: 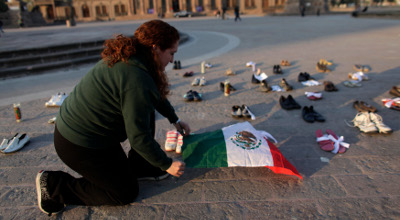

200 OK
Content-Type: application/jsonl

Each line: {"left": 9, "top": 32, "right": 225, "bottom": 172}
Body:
{"left": 101, "top": 20, "right": 180, "bottom": 99}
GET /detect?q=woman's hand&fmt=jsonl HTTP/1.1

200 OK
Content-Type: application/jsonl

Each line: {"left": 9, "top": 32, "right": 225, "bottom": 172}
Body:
{"left": 166, "top": 159, "right": 185, "bottom": 177}
{"left": 174, "top": 120, "right": 191, "bottom": 136}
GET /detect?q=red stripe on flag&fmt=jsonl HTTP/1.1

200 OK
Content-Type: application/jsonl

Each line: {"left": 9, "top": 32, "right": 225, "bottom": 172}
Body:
{"left": 264, "top": 138, "right": 303, "bottom": 180}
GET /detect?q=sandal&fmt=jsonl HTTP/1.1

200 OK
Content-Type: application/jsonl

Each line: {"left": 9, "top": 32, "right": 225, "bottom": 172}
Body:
{"left": 316, "top": 129, "right": 334, "bottom": 152}
{"left": 326, "top": 129, "right": 347, "bottom": 154}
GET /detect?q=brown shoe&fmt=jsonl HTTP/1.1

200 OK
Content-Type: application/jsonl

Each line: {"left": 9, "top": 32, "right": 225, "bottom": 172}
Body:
{"left": 323, "top": 81, "right": 338, "bottom": 92}
{"left": 316, "top": 62, "right": 330, "bottom": 73}
{"left": 389, "top": 86, "right": 400, "bottom": 97}
{"left": 353, "top": 101, "right": 377, "bottom": 112}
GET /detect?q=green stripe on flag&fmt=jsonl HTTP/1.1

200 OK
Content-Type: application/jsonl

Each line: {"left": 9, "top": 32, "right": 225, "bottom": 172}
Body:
{"left": 182, "top": 130, "right": 228, "bottom": 168}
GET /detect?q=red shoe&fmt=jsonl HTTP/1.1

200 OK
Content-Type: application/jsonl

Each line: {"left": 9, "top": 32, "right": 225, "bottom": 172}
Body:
{"left": 316, "top": 129, "right": 334, "bottom": 152}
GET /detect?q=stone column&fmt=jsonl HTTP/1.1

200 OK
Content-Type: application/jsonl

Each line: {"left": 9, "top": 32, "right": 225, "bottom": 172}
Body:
{"left": 191, "top": 0, "right": 196, "bottom": 12}
{"left": 166, "top": 0, "right": 172, "bottom": 14}
{"left": 203, "top": 0, "right": 211, "bottom": 12}
{"left": 239, "top": 0, "right": 245, "bottom": 13}
{"left": 140, "top": 0, "right": 146, "bottom": 14}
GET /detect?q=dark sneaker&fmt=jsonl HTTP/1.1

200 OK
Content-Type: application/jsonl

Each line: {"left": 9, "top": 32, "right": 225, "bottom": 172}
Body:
{"left": 220, "top": 82, "right": 236, "bottom": 92}
{"left": 260, "top": 80, "right": 272, "bottom": 92}
{"left": 280, "top": 95, "right": 301, "bottom": 110}
{"left": 279, "top": 78, "right": 293, "bottom": 91}
{"left": 177, "top": 60, "right": 182, "bottom": 69}
{"left": 183, "top": 90, "right": 194, "bottom": 102}
{"left": 298, "top": 72, "right": 307, "bottom": 82}
{"left": 173, "top": 61, "right": 178, "bottom": 70}
{"left": 192, "top": 91, "right": 202, "bottom": 101}
{"left": 36, "top": 170, "right": 65, "bottom": 216}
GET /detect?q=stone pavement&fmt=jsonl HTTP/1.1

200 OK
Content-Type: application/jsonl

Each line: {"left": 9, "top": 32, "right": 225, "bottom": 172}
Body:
{"left": 1, "top": 15, "right": 400, "bottom": 219}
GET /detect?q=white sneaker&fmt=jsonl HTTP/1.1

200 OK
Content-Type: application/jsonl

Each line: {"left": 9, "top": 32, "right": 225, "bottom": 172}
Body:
{"left": 350, "top": 112, "right": 378, "bottom": 133}
{"left": 45, "top": 93, "right": 60, "bottom": 107}
{"left": 165, "top": 130, "right": 179, "bottom": 151}
{"left": 199, "top": 77, "right": 207, "bottom": 86}
{"left": 2, "top": 133, "right": 30, "bottom": 153}
{"left": 176, "top": 134, "right": 183, "bottom": 154}
{"left": 246, "top": 61, "right": 255, "bottom": 67}
{"left": 0, "top": 133, "right": 19, "bottom": 151}
{"left": 369, "top": 112, "right": 392, "bottom": 134}
{"left": 191, "top": 77, "right": 200, "bottom": 86}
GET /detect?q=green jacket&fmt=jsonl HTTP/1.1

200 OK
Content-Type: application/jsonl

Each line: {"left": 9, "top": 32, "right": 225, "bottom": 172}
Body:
{"left": 56, "top": 57, "right": 178, "bottom": 171}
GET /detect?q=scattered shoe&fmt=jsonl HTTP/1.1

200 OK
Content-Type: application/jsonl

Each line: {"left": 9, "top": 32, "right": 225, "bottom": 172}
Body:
{"left": 165, "top": 130, "right": 179, "bottom": 151}
{"left": 302, "top": 106, "right": 324, "bottom": 123}
{"left": 36, "top": 170, "right": 65, "bottom": 216}
{"left": 260, "top": 80, "right": 272, "bottom": 92}
{"left": 48, "top": 116, "right": 57, "bottom": 124}
{"left": 316, "top": 129, "right": 334, "bottom": 152}
{"left": 192, "top": 91, "right": 202, "bottom": 101}
{"left": 173, "top": 61, "right": 178, "bottom": 70}
{"left": 389, "top": 86, "right": 400, "bottom": 97}
{"left": 183, "top": 90, "right": 194, "bottom": 102}
{"left": 205, "top": 63, "right": 212, "bottom": 69}
{"left": 246, "top": 61, "right": 255, "bottom": 67}
{"left": 344, "top": 80, "right": 362, "bottom": 88}
{"left": 251, "top": 74, "right": 261, "bottom": 84}
{"left": 353, "top": 101, "right": 377, "bottom": 112}
{"left": 271, "top": 85, "right": 283, "bottom": 92}
{"left": 369, "top": 112, "right": 392, "bottom": 134}
{"left": 347, "top": 112, "right": 378, "bottom": 133}
{"left": 280, "top": 60, "right": 291, "bottom": 66}
{"left": 279, "top": 78, "right": 293, "bottom": 91}
{"left": 319, "top": 59, "right": 333, "bottom": 66}
{"left": 177, "top": 60, "right": 182, "bottom": 69}
{"left": 254, "top": 69, "right": 268, "bottom": 82}
{"left": 199, "top": 77, "right": 206, "bottom": 86}
{"left": 323, "top": 81, "right": 338, "bottom": 92}
{"left": 176, "top": 134, "right": 183, "bottom": 154}
{"left": 191, "top": 77, "right": 200, "bottom": 86}
{"left": 241, "top": 105, "right": 255, "bottom": 119}
{"left": 0, "top": 133, "right": 20, "bottom": 151}
{"left": 273, "top": 65, "right": 283, "bottom": 74}
{"left": 316, "top": 129, "right": 349, "bottom": 154}
{"left": 231, "top": 105, "right": 242, "bottom": 118}
{"left": 2, "top": 133, "right": 30, "bottom": 154}
{"left": 316, "top": 62, "right": 330, "bottom": 73}
{"left": 348, "top": 72, "right": 369, "bottom": 81}
{"left": 226, "top": 68, "right": 235, "bottom": 75}
{"left": 45, "top": 93, "right": 68, "bottom": 107}
{"left": 183, "top": 71, "right": 194, "bottom": 77}
{"left": 382, "top": 98, "right": 400, "bottom": 111}
{"left": 298, "top": 72, "right": 313, "bottom": 82}
{"left": 353, "top": 64, "right": 370, "bottom": 72}
{"left": 220, "top": 82, "right": 236, "bottom": 92}
{"left": 280, "top": 95, "right": 301, "bottom": 110}
{"left": 305, "top": 92, "right": 322, "bottom": 100}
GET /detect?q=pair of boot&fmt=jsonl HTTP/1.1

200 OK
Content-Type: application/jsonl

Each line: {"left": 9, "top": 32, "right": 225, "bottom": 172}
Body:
{"left": 273, "top": 65, "right": 282, "bottom": 74}
{"left": 173, "top": 60, "right": 182, "bottom": 70}
{"left": 279, "top": 95, "right": 301, "bottom": 110}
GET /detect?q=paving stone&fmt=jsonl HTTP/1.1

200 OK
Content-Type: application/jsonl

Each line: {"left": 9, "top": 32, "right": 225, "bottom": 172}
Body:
{"left": 336, "top": 174, "right": 400, "bottom": 197}
{"left": 354, "top": 155, "right": 400, "bottom": 174}
{"left": 90, "top": 204, "right": 164, "bottom": 219}
{"left": 137, "top": 181, "right": 203, "bottom": 203}
{"left": 0, "top": 186, "right": 36, "bottom": 207}
{"left": 166, "top": 202, "right": 244, "bottom": 219}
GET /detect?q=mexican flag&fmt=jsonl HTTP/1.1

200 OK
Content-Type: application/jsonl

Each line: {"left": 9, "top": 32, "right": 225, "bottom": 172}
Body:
{"left": 182, "top": 122, "right": 302, "bottom": 180}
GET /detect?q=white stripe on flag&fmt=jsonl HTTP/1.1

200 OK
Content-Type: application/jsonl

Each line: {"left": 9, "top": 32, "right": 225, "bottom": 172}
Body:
{"left": 222, "top": 122, "right": 274, "bottom": 167}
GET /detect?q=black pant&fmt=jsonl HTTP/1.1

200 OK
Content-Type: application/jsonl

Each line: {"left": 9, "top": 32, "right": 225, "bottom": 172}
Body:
{"left": 49, "top": 119, "right": 158, "bottom": 206}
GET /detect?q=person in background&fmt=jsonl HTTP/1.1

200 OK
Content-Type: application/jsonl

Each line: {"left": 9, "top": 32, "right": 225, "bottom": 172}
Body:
{"left": 35, "top": 20, "right": 190, "bottom": 216}
{"left": 234, "top": 6, "right": 241, "bottom": 22}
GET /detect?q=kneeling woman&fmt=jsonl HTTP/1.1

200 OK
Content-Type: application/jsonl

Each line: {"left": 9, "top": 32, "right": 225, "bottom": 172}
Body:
{"left": 36, "top": 20, "right": 190, "bottom": 215}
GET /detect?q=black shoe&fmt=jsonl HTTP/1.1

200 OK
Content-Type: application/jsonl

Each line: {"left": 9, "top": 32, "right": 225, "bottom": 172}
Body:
{"left": 173, "top": 61, "right": 178, "bottom": 70}
{"left": 302, "top": 106, "right": 315, "bottom": 123}
{"left": 251, "top": 74, "right": 260, "bottom": 84}
{"left": 279, "top": 78, "right": 293, "bottom": 91}
{"left": 192, "top": 91, "right": 202, "bottom": 101}
{"left": 309, "top": 106, "right": 325, "bottom": 122}
{"left": 298, "top": 72, "right": 307, "bottom": 82}
{"left": 177, "top": 60, "right": 182, "bottom": 69}
{"left": 287, "top": 95, "right": 301, "bottom": 109}
{"left": 260, "top": 80, "right": 272, "bottom": 92}
{"left": 231, "top": 105, "right": 242, "bottom": 118}
{"left": 36, "top": 170, "right": 65, "bottom": 216}
{"left": 324, "top": 81, "right": 338, "bottom": 92}
{"left": 273, "top": 65, "right": 282, "bottom": 74}
{"left": 184, "top": 90, "right": 194, "bottom": 102}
